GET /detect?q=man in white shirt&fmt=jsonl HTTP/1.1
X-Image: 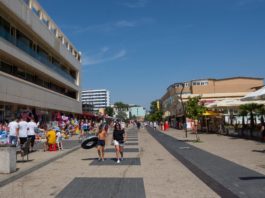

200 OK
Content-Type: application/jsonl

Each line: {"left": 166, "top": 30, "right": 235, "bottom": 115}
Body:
{"left": 27, "top": 118, "right": 37, "bottom": 152}
{"left": 8, "top": 118, "right": 19, "bottom": 145}
{"left": 18, "top": 117, "right": 28, "bottom": 147}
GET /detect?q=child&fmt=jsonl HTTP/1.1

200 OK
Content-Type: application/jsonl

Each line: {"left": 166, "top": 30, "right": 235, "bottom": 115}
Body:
{"left": 97, "top": 124, "right": 107, "bottom": 161}
{"left": 56, "top": 130, "right": 63, "bottom": 150}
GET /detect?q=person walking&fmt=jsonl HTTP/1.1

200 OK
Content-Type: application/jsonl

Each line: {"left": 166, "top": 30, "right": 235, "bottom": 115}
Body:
{"left": 97, "top": 124, "right": 107, "bottom": 161}
{"left": 18, "top": 117, "right": 28, "bottom": 148}
{"left": 113, "top": 122, "right": 127, "bottom": 163}
{"left": 27, "top": 118, "right": 37, "bottom": 152}
{"left": 8, "top": 117, "right": 19, "bottom": 145}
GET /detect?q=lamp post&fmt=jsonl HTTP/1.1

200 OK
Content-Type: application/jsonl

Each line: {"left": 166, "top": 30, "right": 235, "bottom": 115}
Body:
{"left": 179, "top": 83, "right": 187, "bottom": 138}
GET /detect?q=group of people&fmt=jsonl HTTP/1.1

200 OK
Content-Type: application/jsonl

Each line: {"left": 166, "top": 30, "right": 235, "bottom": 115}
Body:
{"left": 8, "top": 117, "right": 38, "bottom": 152}
{"left": 96, "top": 120, "right": 127, "bottom": 163}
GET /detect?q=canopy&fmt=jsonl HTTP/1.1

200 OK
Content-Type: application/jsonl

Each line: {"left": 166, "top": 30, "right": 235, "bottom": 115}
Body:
{"left": 206, "top": 99, "right": 265, "bottom": 108}
{"left": 241, "top": 87, "right": 265, "bottom": 101}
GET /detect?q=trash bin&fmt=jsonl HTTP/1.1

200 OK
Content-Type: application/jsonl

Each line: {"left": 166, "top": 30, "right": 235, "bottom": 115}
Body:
{"left": 0, "top": 144, "right": 17, "bottom": 173}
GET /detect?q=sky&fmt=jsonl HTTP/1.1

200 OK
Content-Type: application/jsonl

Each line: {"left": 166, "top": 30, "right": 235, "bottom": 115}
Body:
{"left": 38, "top": 0, "right": 265, "bottom": 110}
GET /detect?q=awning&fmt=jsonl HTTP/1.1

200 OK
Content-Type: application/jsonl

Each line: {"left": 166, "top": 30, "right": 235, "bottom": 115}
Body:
{"left": 241, "top": 86, "right": 265, "bottom": 101}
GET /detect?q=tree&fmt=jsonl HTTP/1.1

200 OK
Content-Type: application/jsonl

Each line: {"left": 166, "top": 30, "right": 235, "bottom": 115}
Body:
{"left": 105, "top": 107, "right": 114, "bottom": 117}
{"left": 146, "top": 100, "right": 163, "bottom": 122}
{"left": 116, "top": 110, "right": 128, "bottom": 121}
{"left": 186, "top": 96, "right": 206, "bottom": 141}
{"left": 256, "top": 105, "right": 265, "bottom": 125}
{"left": 114, "top": 102, "right": 129, "bottom": 111}
{"left": 239, "top": 103, "right": 263, "bottom": 137}
{"left": 239, "top": 106, "right": 248, "bottom": 137}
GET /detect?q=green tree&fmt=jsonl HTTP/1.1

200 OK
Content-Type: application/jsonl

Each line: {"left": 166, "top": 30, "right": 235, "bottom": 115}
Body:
{"left": 116, "top": 110, "right": 128, "bottom": 121}
{"left": 146, "top": 100, "right": 163, "bottom": 122}
{"left": 114, "top": 102, "right": 129, "bottom": 110}
{"left": 239, "top": 103, "right": 263, "bottom": 137}
{"left": 186, "top": 96, "right": 206, "bottom": 141}
{"left": 239, "top": 106, "right": 248, "bottom": 137}
{"left": 256, "top": 105, "right": 265, "bottom": 125}
{"left": 105, "top": 107, "right": 114, "bottom": 117}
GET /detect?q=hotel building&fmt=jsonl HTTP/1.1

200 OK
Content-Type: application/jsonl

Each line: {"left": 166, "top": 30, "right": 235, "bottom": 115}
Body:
{"left": 0, "top": 0, "right": 82, "bottom": 122}
{"left": 161, "top": 77, "right": 264, "bottom": 118}
{"left": 81, "top": 89, "right": 110, "bottom": 113}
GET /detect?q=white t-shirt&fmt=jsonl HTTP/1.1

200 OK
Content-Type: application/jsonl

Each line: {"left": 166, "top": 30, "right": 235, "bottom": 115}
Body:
{"left": 8, "top": 121, "right": 18, "bottom": 136}
{"left": 56, "top": 132, "right": 62, "bottom": 143}
{"left": 27, "top": 121, "right": 37, "bottom": 136}
{"left": 18, "top": 121, "right": 28, "bottom": 138}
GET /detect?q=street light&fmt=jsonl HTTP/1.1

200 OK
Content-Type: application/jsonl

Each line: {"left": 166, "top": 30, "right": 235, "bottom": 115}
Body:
{"left": 179, "top": 83, "right": 187, "bottom": 138}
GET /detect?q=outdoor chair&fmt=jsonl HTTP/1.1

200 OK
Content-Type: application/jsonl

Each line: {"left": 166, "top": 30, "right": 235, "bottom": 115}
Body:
{"left": 17, "top": 138, "right": 31, "bottom": 162}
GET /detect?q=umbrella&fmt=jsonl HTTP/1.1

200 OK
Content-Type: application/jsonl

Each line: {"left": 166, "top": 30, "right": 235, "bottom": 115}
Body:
{"left": 241, "top": 87, "right": 265, "bottom": 101}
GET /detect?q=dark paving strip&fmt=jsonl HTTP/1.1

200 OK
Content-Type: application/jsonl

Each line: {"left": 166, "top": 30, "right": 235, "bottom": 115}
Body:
{"left": 127, "top": 138, "right": 138, "bottom": 141}
{"left": 56, "top": 177, "right": 146, "bottom": 198}
{"left": 111, "top": 142, "right": 138, "bottom": 146}
{"left": 88, "top": 157, "right": 141, "bottom": 166}
{"left": 0, "top": 145, "right": 80, "bottom": 187}
{"left": 105, "top": 148, "right": 139, "bottom": 152}
{"left": 146, "top": 127, "right": 265, "bottom": 198}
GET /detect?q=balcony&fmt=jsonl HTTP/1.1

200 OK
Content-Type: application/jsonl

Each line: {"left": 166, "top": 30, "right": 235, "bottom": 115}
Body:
{"left": 0, "top": 27, "right": 76, "bottom": 84}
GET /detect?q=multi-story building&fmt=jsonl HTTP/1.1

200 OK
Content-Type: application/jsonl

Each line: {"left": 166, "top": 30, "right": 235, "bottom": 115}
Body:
{"left": 0, "top": 0, "right": 82, "bottom": 122}
{"left": 81, "top": 89, "right": 110, "bottom": 113}
{"left": 161, "top": 77, "right": 264, "bottom": 119}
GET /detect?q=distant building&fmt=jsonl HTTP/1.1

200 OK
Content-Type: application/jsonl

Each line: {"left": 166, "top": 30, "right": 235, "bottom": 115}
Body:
{"left": 81, "top": 89, "right": 110, "bottom": 113}
{"left": 112, "top": 104, "right": 146, "bottom": 121}
{"left": 129, "top": 106, "right": 146, "bottom": 119}
{"left": 161, "top": 77, "right": 264, "bottom": 119}
{"left": 0, "top": 0, "right": 82, "bottom": 122}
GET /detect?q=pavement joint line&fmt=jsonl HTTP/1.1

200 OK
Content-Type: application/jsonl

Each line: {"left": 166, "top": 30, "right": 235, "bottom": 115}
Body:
{"left": 0, "top": 145, "right": 81, "bottom": 188}
{"left": 146, "top": 126, "right": 238, "bottom": 198}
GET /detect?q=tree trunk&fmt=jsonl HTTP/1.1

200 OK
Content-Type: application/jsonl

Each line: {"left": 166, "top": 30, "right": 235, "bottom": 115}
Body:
{"left": 250, "top": 111, "right": 254, "bottom": 138}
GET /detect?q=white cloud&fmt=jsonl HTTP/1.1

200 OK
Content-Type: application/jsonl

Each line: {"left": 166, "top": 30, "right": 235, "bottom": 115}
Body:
{"left": 115, "top": 20, "right": 136, "bottom": 27}
{"left": 82, "top": 48, "right": 127, "bottom": 65}
{"left": 74, "top": 18, "right": 154, "bottom": 34}
{"left": 237, "top": 0, "right": 264, "bottom": 6}
{"left": 123, "top": 0, "right": 149, "bottom": 8}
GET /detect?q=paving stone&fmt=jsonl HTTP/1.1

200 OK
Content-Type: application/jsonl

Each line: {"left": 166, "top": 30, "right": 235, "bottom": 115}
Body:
{"left": 104, "top": 148, "right": 139, "bottom": 152}
{"left": 89, "top": 158, "right": 141, "bottom": 166}
{"left": 56, "top": 177, "right": 145, "bottom": 198}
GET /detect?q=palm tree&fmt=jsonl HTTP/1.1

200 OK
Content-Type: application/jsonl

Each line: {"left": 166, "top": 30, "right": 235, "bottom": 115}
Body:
{"left": 256, "top": 105, "right": 265, "bottom": 125}
{"left": 239, "top": 103, "right": 263, "bottom": 137}
{"left": 239, "top": 106, "right": 248, "bottom": 137}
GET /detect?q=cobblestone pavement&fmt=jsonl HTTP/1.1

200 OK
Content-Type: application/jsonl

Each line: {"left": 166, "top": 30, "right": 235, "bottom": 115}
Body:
{"left": 0, "top": 127, "right": 219, "bottom": 198}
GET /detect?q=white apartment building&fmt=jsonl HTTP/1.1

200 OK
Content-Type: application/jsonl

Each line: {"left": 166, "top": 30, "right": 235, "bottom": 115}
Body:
{"left": 82, "top": 89, "right": 110, "bottom": 112}
{"left": 0, "top": 0, "right": 82, "bottom": 122}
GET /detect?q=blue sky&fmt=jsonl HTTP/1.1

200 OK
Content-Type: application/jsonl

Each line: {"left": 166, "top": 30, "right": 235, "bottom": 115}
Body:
{"left": 38, "top": 0, "right": 265, "bottom": 109}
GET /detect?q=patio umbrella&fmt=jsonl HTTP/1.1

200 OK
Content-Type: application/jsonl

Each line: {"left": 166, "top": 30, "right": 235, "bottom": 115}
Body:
{"left": 241, "top": 86, "right": 265, "bottom": 101}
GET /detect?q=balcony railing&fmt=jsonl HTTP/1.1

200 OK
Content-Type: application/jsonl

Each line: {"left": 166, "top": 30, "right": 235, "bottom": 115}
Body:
{"left": 0, "top": 27, "right": 75, "bottom": 84}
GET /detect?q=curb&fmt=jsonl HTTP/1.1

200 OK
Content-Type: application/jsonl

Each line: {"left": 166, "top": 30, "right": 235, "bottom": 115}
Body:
{"left": 0, "top": 145, "right": 81, "bottom": 188}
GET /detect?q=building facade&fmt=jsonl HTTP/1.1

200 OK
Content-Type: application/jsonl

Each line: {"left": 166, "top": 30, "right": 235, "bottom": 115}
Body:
{"left": 0, "top": 0, "right": 82, "bottom": 122}
{"left": 129, "top": 106, "right": 146, "bottom": 121}
{"left": 81, "top": 89, "right": 110, "bottom": 113}
{"left": 161, "top": 77, "right": 264, "bottom": 119}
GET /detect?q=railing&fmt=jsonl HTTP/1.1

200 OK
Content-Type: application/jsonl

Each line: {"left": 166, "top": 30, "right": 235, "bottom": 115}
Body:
{"left": 0, "top": 27, "right": 75, "bottom": 84}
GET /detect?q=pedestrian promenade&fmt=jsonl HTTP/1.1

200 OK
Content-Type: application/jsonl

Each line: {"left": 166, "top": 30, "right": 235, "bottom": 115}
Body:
{"left": 149, "top": 126, "right": 265, "bottom": 198}
{"left": 0, "top": 138, "right": 80, "bottom": 187}
{"left": 0, "top": 126, "right": 218, "bottom": 198}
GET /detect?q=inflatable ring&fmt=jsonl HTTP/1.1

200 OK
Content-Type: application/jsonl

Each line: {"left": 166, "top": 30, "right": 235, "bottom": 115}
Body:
{"left": 81, "top": 136, "right": 98, "bottom": 149}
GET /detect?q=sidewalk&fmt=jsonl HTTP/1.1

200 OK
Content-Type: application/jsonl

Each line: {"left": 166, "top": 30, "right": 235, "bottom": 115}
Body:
{"left": 0, "top": 138, "right": 81, "bottom": 187}
{"left": 158, "top": 127, "right": 265, "bottom": 175}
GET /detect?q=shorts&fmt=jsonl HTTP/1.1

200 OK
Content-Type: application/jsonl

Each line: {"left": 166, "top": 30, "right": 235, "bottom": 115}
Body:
{"left": 113, "top": 140, "right": 124, "bottom": 147}
{"left": 97, "top": 140, "right": 105, "bottom": 146}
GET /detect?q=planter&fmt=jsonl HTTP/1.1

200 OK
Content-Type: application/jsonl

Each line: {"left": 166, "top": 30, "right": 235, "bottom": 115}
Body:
{"left": 0, "top": 145, "right": 17, "bottom": 173}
